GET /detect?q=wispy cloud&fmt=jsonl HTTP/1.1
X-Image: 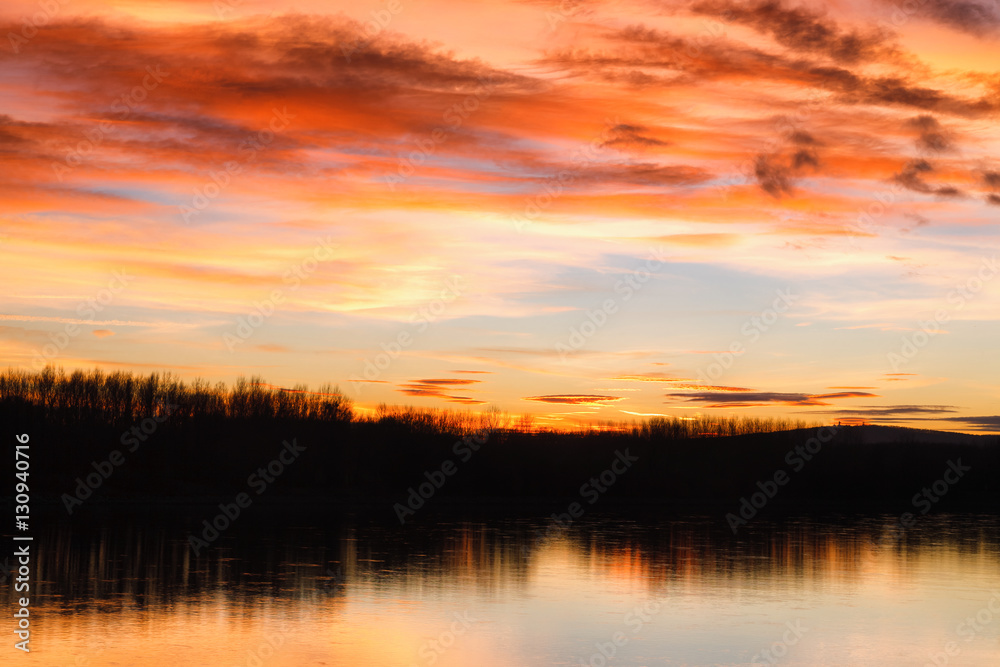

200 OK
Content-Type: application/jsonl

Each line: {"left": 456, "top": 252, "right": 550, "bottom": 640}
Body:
{"left": 667, "top": 389, "right": 879, "bottom": 407}
{"left": 397, "top": 378, "right": 486, "bottom": 405}
{"left": 523, "top": 394, "right": 626, "bottom": 405}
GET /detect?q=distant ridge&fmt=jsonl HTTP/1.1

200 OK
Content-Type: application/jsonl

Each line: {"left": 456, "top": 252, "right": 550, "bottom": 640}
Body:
{"left": 761, "top": 424, "right": 993, "bottom": 445}
{"left": 831, "top": 424, "right": 991, "bottom": 445}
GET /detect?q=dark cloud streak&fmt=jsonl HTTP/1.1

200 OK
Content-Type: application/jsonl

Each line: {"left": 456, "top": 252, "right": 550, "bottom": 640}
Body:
{"left": 889, "top": 0, "right": 1000, "bottom": 37}
{"left": 693, "top": 0, "right": 898, "bottom": 63}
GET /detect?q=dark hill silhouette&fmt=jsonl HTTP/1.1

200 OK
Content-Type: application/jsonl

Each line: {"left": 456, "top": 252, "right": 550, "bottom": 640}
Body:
{"left": 833, "top": 424, "right": 987, "bottom": 445}
{"left": 2, "top": 368, "right": 998, "bottom": 519}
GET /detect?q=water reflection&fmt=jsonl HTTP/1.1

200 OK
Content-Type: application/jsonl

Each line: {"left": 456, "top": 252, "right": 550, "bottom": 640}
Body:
{"left": 19, "top": 511, "right": 1000, "bottom": 666}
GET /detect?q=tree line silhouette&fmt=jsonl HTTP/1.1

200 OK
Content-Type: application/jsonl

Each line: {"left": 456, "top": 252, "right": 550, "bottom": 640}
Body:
{"left": 0, "top": 366, "right": 808, "bottom": 438}
{"left": 3, "top": 366, "right": 998, "bottom": 515}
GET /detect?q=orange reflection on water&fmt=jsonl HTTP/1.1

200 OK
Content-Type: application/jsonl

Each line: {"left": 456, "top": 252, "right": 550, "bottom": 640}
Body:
{"left": 18, "top": 514, "right": 1000, "bottom": 666}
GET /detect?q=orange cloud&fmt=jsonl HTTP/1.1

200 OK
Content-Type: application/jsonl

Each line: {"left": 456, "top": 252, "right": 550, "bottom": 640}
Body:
{"left": 667, "top": 389, "right": 879, "bottom": 407}
{"left": 523, "top": 395, "right": 625, "bottom": 405}
{"left": 397, "top": 378, "right": 486, "bottom": 405}
{"left": 612, "top": 373, "right": 689, "bottom": 382}
{"left": 668, "top": 384, "right": 754, "bottom": 392}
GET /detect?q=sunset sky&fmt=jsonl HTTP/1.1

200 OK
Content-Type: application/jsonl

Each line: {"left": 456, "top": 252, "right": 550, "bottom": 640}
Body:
{"left": 1, "top": 0, "right": 998, "bottom": 432}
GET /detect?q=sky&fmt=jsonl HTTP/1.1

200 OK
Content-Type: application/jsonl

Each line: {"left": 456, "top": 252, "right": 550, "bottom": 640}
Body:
{"left": 0, "top": 0, "right": 998, "bottom": 432}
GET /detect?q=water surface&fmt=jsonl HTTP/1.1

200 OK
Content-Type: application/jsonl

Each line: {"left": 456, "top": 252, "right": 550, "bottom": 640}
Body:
{"left": 17, "top": 510, "right": 1000, "bottom": 666}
